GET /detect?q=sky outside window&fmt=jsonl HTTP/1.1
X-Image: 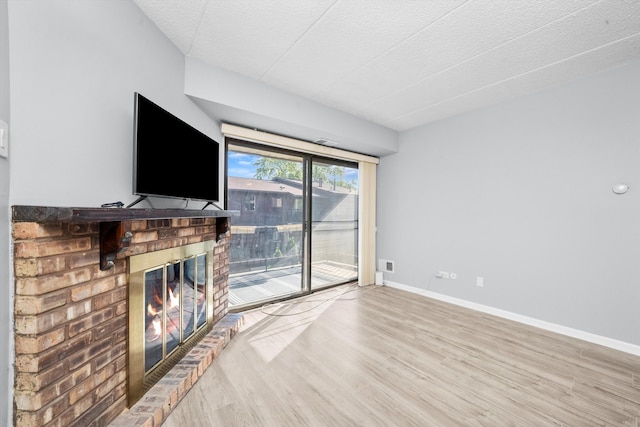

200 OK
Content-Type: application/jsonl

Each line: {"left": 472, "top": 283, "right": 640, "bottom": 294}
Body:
{"left": 228, "top": 150, "right": 358, "bottom": 184}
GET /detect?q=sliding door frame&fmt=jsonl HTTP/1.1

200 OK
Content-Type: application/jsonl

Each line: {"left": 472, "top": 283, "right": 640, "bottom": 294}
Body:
{"left": 224, "top": 137, "right": 360, "bottom": 310}
{"left": 224, "top": 137, "right": 360, "bottom": 309}
{"left": 222, "top": 123, "right": 379, "bottom": 290}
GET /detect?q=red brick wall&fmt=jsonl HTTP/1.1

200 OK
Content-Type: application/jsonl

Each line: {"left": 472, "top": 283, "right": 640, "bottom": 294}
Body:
{"left": 12, "top": 217, "right": 229, "bottom": 427}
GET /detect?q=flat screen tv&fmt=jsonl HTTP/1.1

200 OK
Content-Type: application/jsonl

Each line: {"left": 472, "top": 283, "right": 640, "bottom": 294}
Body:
{"left": 133, "top": 93, "right": 219, "bottom": 205}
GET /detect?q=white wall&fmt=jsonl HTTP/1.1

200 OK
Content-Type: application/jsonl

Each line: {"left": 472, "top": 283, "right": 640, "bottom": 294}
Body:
{"left": 8, "top": 0, "right": 221, "bottom": 208}
{"left": 378, "top": 59, "right": 640, "bottom": 346}
{"left": 1, "top": 0, "right": 11, "bottom": 423}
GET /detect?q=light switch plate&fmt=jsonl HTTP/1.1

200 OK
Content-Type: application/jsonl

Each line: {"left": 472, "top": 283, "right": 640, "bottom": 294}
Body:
{"left": 0, "top": 120, "right": 8, "bottom": 158}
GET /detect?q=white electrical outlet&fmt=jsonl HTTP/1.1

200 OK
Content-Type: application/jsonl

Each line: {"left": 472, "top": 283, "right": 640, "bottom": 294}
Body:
{"left": 477, "top": 276, "right": 484, "bottom": 287}
{"left": 436, "top": 271, "right": 449, "bottom": 279}
{"left": 0, "top": 120, "right": 8, "bottom": 159}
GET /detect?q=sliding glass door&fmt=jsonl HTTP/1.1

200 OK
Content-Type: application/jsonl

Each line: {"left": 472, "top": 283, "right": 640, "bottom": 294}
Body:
{"left": 309, "top": 159, "right": 359, "bottom": 290}
{"left": 226, "top": 142, "right": 305, "bottom": 306}
{"left": 226, "top": 139, "right": 358, "bottom": 308}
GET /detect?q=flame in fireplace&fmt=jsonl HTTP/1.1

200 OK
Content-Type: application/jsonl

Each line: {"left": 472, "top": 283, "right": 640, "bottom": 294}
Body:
{"left": 149, "top": 316, "right": 162, "bottom": 342}
{"left": 146, "top": 285, "right": 182, "bottom": 344}
{"left": 168, "top": 286, "right": 179, "bottom": 310}
{"left": 147, "top": 303, "right": 159, "bottom": 317}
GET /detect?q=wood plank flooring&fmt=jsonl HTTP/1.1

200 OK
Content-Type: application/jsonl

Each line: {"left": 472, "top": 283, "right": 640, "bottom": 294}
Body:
{"left": 162, "top": 285, "right": 640, "bottom": 426}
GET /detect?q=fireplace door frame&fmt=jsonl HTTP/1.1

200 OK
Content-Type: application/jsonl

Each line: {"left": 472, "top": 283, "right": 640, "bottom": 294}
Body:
{"left": 128, "top": 241, "right": 215, "bottom": 405}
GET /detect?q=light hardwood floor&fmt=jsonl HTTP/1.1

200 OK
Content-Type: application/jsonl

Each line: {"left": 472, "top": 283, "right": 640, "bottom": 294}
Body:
{"left": 163, "top": 285, "right": 640, "bottom": 426}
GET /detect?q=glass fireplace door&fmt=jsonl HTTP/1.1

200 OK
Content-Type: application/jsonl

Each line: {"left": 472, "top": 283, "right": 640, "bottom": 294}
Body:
{"left": 129, "top": 242, "right": 214, "bottom": 405}
{"left": 143, "top": 255, "right": 208, "bottom": 372}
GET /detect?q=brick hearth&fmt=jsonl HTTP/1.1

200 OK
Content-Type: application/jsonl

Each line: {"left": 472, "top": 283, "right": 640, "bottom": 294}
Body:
{"left": 11, "top": 207, "right": 237, "bottom": 427}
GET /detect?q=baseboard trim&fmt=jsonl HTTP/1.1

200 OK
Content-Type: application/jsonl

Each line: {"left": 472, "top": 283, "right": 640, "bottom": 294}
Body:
{"left": 384, "top": 280, "right": 640, "bottom": 357}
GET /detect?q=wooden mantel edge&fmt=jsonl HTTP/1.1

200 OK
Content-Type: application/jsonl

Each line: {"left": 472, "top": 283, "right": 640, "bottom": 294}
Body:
{"left": 12, "top": 205, "right": 239, "bottom": 223}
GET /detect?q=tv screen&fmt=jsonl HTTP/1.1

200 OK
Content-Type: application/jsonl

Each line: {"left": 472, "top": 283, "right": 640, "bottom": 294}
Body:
{"left": 133, "top": 93, "right": 220, "bottom": 204}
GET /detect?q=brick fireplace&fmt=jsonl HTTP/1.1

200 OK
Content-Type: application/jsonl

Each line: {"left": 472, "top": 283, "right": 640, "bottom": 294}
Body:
{"left": 11, "top": 206, "right": 240, "bottom": 427}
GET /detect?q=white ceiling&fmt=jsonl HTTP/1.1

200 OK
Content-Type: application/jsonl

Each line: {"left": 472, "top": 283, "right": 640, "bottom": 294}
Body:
{"left": 134, "top": 0, "right": 640, "bottom": 132}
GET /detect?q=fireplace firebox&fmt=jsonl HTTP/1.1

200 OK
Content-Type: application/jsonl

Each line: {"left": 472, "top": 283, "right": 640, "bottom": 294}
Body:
{"left": 128, "top": 241, "right": 215, "bottom": 404}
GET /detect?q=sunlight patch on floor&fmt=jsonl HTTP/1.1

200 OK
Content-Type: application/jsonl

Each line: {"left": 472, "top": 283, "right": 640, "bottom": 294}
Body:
{"left": 242, "top": 286, "right": 353, "bottom": 363}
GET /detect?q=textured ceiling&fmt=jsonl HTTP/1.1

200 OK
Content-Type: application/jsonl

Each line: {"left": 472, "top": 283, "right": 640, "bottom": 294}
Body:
{"left": 134, "top": 0, "right": 640, "bottom": 132}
